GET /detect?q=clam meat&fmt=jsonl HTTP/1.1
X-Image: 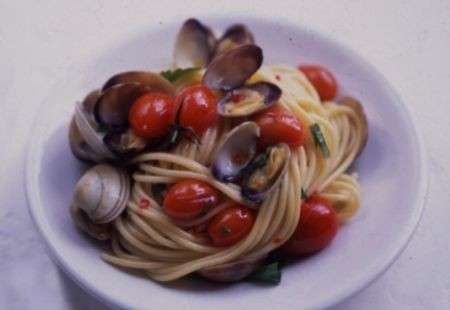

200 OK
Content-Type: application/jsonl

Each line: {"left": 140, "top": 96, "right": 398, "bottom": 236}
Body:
{"left": 217, "top": 82, "right": 281, "bottom": 117}
{"left": 241, "top": 143, "right": 290, "bottom": 205}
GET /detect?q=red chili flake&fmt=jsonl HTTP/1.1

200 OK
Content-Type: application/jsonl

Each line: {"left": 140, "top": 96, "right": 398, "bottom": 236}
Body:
{"left": 275, "top": 74, "right": 281, "bottom": 81}
{"left": 139, "top": 198, "right": 150, "bottom": 210}
{"left": 231, "top": 93, "right": 245, "bottom": 103}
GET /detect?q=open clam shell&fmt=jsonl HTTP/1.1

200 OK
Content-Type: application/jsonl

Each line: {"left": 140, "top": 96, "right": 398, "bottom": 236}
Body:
{"left": 211, "top": 122, "right": 260, "bottom": 182}
{"left": 217, "top": 82, "right": 282, "bottom": 117}
{"left": 174, "top": 18, "right": 216, "bottom": 68}
{"left": 69, "top": 117, "right": 107, "bottom": 163}
{"left": 102, "top": 71, "right": 175, "bottom": 95}
{"left": 72, "top": 164, "right": 130, "bottom": 224}
{"left": 202, "top": 44, "right": 263, "bottom": 91}
{"left": 72, "top": 101, "right": 116, "bottom": 162}
{"left": 241, "top": 143, "right": 291, "bottom": 205}
{"left": 103, "top": 128, "right": 147, "bottom": 157}
{"left": 81, "top": 89, "right": 101, "bottom": 118}
{"left": 69, "top": 89, "right": 116, "bottom": 163}
{"left": 94, "top": 83, "right": 151, "bottom": 132}
{"left": 214, "top": 24, "right": 254, "bottom": 56}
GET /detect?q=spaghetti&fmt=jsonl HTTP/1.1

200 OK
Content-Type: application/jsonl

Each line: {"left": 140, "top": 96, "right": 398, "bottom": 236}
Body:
{"left": 101, "top": 65, "right": 366, "bottom": 281}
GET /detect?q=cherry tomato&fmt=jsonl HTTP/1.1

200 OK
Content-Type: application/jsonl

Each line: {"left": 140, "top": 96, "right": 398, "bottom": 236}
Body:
{"left": 175, "top": 85, "right": 218, "bottom": 135}
{"left": 207, "top": 205, "right": 255, "bottom": 247}
{"left": 281, "top": 195, "right": 338, "bottom": 256}
{"left": 298, "top": 65, "right": 338, "bottom": 101}
{"left": 129, "top": 92, "right": 176, "bottom": 139}
{"left": 163, "top": 180, "right": 219, "bottom": 220}
{"left": 251, "top": 105, "right": 305, "bottom": 148}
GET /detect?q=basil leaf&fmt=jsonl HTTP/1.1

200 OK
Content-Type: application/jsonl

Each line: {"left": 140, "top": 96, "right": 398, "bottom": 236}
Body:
{"left": 310, "top": 123, "right": 330, "bottom": 158}
{"left": 250, "top": 262, "right": 281, "bottom": 284}
{"left": 301, "top": 188, "right": 308, "bottom": 199}
{"left": 160, "top": 67, "right": 199, "bottom": 83}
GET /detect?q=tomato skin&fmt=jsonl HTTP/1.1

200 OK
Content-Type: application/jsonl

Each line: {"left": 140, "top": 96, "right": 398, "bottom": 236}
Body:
{"left": 129, "top": 93, "right": 176, "bottom": 139}
{"left": 251, "top": 105, "right": 305, "bottom": 148}
{"left": 298, "top": 65, "right": 338, "bottom": 101}
{"left": 207, "top": 205, "right": 255, "bottom": 247}
{"left": 175, "top": 85, "right": 218, "bottom": 135}
{"left": 281, "top": 195, "right": 338, "bottom": 256}
{"left": 163, "top": 180, "right": 220, "bottom": 220}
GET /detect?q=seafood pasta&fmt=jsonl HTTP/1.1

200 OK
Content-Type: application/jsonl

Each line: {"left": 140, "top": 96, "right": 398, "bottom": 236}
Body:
{"left": 69, "top": 19, "right": 368, "bottom": 283}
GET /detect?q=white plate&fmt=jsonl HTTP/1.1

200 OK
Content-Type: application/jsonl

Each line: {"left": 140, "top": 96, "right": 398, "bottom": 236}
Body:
{"left": 25, "top": 15, "right": 428, "bottom": 309}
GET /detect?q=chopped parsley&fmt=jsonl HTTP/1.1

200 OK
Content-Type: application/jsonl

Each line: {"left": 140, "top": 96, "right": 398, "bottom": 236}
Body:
{"left": 160, "top": 67, "right": 199, "bottom": 83}
{"left": 250, "top": 262, "right": 281, "bottom": 284}
{"left": 310, "top": 123, "right": 330, "bottom": 158}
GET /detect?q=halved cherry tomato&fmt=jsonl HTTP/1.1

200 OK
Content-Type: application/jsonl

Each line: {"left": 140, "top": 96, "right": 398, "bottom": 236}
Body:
{"left": 281, "top": 195, "right": 338, "bottom": 256}
{"left": 298, "top": 65, "right": 338, "bottom": 101}
{"left": 175, "top": 84, "right": 218, "bottom": 136}
{"left": 207, "top": 205, "right": 255, "bottom": 247}
{"left": 251, "top": 105, "right": 305, "bottom": 148}
{"left": 163, "top": 180, "right": 219, "bottom": 220}
{"left": 129, "top": 92, "right": 177, "bottom": 139}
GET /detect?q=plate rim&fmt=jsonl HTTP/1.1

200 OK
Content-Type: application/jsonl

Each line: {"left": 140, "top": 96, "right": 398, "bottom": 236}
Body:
{"left": 24, "top": 13, "right": 429, "bottom": 309}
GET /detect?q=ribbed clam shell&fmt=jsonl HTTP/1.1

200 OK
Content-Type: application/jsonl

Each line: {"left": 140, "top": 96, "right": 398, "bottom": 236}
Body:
{"left": 74, "top": 101, "right": 116, "bottom": 160}
{"left": 73, "top": 164, "right": 130, "bottom": 224}
{"left": 69, "top": 117, "right": 105, "bottom": 163}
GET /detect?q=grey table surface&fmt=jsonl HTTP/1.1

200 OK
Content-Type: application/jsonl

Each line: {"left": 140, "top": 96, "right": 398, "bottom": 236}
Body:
{"left": 1, "top": 1, "right": 449, "bottom": 309}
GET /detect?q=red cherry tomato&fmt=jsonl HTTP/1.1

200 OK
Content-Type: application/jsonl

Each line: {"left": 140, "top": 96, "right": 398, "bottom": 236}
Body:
{"left": 281, "top": 195, "right": 338, "bottom": 256}
{"left": 298, "top": 65, "right": 338, "bottom": 101}
{"left": 129, "top": 92, "right": 176, "bottom": 139}
{"left": 175, "top": 84, "right": 218, "bottom": 136}
{"left": 251, "top": 105, "right": 305, "bottom": 148}
{"left": 163, "top": 180, "right": 220, "bottom": 221}
{"left": 207, "top": 205, "right": 255, "bottom": 247}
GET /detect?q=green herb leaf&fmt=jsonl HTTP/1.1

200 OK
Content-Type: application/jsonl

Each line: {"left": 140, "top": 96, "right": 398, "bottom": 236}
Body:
{"left": 310, "top": 123, "right": 330, "bottom": 158}
{"left": 160, "top": 67, "right": 199, "bottom": 83}
{"left": 301, "top": 188, "right": 308, "bottom": 199}
{"left": 250, "top": 262, "right": 281, "bottom": 284}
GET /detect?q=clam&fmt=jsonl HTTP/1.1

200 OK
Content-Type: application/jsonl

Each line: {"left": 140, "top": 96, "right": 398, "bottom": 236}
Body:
{"left": 72, "top": 164, "right": 130, "bottom": 225}
{"left": 241, "top": 143, "right": 291, "bottom": 205}
{"left": 71, "top": 100, "right": 116, "bottom": 162}
{"left": 174, "top": 18, "right": 216, "bottom": 68}
{"left": 202, "top": 44, "right": 263, "bottom": 91}
{"left": 199, "top": 257, "right": 263, "bottom": 282}
{"left": 81, "top": 89, "right": 101, "bottom": 117}
{"left": 103, "top": 128, "right": 147, "bottom": 157}
{"left": 69, "top": 117, "right": 106, "bottom": 163}
{"left": 94, "top": 83, "right": 151, "bottom": 132}
{"left": 211, "top": 122, "right": 260, "bottom": 182}
{"left": 70, "top": 203, "right": 111, "bottom": 240}
{"left": 217, "top": 82, "right": 281, "bottom": 117}
{"left": 214, "top": 24, "right": 254, "bottom": 56}
{"left": 338, "top": 96, "right": 368, "bottom": 157}
{"left": 102, "top": 71, "right": 175, "bottom": 95}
